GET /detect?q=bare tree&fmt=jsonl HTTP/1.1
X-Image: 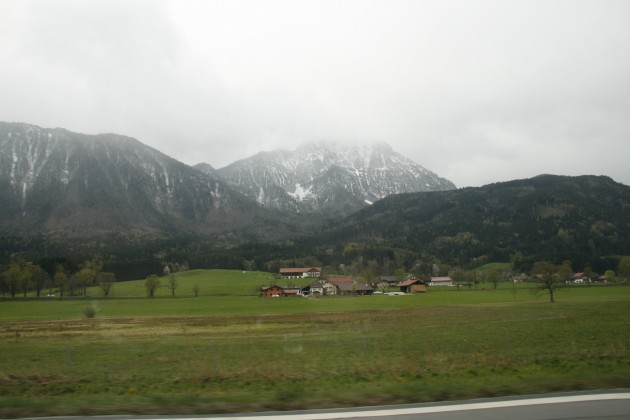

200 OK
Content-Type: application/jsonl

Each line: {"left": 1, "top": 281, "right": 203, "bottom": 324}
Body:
{"left": 168, "top": 273, "right": 178, "bottom": 297}
{"left": 532, "top": 261, "right": 565, "bottom": 303}
{"left": 55, "top": 270, "right": 69, "bottom": 297}
{"left": 449, "top": 267, "right": 467, "bottom": 291}
{"left": 72, "top": 270, "right": 91, "bottom": 297}
{"left": 97, "top": 272, "right": 116, "bottom": 297}
{"left": 31, "top": 265, "right": 49, "bottom": 297}
{"left": 487, "top": 268, "right": 500, "bottom": 290}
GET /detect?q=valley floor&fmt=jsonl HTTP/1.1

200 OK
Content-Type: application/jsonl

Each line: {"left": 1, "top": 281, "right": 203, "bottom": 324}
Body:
{"left": 1, "top": 277, "right": 629, "bottom": 418}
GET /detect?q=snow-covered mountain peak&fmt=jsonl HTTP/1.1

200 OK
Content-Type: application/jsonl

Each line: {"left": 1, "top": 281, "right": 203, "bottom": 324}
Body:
{"left": 296, "top": 141, "right": 393, "bottom": 165}
{"left": 213, "top": 140, "right": 456, "bottom": 214}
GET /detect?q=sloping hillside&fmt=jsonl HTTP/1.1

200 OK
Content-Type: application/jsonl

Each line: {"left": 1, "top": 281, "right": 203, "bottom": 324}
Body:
{"left": 0, "top": 122, "right": 293, "bottom": 251}
{"left": 319, "top": 175, "right": 630, "bottom": 268}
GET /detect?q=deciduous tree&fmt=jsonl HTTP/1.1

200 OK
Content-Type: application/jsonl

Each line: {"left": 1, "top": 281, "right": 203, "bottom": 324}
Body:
{"left": 97, "top": 272, "right": 116, "bottom": 297}
{"left": 1, "top": 259, "right": 35, "bottom": 297}
{"left": 70, "top": 259, "right": 103, "bottom": 296}
{"left": 31, "top": 265, "right": 50, "bottom": 297}
{"left": 449, "top": 268, "right": 467, "bottom": 290}
{"left": 603, "top": 269, "right": 616, "bottom": 283}
{"left": 618, "top": 257, "right": 630, "bottom": 282}
{"left": 487, "top": 269, "right": 501, "bottom": 290}
{"left": 168, "top": 273, "right": 177, "bottom": 297}
{"left": 55, "top": 270, "right": 69, "bottom": 297}
{"left": 557, "top": 260, "right": 574, "bottom": 283}
{"left": 532, "top": 261, "right": 564, "bottom": 303}
{"left": 3, "top": 261, "right": 23, "bottom": 297}
{"left": 18, "top": 261, "right": 34, "bottom": 297}
{"left": 145, "top": 274, "right": 160, "bottom": 298}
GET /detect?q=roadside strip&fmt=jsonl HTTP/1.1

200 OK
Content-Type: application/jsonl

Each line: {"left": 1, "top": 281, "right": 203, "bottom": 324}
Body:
{"left": 194, "top": 392, "right": 630, "bottom": 419}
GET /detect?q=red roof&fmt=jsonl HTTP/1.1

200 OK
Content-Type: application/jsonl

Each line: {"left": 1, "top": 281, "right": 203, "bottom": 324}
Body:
{"left": 399, "top": 278, "right": 422, "bottom": 287}
{"left": 329, "top": 277, "right": 353, "bottom": 284}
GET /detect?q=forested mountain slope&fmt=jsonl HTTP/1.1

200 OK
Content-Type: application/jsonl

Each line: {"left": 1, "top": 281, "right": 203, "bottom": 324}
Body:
{"left": 319, "top": 175, "right": 630, "bottom": 268}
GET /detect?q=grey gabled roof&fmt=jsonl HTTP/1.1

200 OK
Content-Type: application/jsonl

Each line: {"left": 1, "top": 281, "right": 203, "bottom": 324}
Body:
{"left": 337, "top": 282, "right": 373, "bottom": 291}
{"left": 380, "top": 276, "right": 402, "bottom": 283}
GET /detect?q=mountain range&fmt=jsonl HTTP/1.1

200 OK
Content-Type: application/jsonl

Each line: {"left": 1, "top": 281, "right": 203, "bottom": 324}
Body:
{"left": 1, "top": 121, "right": 629, "bottom": 277}
{"left": 0, "top": 122, "right": 454, "bottom": 255}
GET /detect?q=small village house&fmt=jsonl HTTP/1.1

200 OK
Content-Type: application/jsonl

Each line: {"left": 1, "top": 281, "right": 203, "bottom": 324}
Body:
{"left": 328, "top": 277, "right": 353, "bottom": 286}
{"left": 282, "top": 285, "right": 302, "bottom": 296}
{"left": 260, "top": 285, "right": 285, "bottom": 297}
{"left": 571, "top": 272, "right": 592, "bottom": 284}
{"left": 305, "top": 279, "right": 337, "bottom": 296}
{"left": 336, "top": 281, "right": 374, "bottom": 296}
{"left": 397, "top": 275, "right": 427, "bottom": 293}
{"left": 379, "top": 276, "right": 402, "bottom": 285}
{"left": 377, "top": 275, "right": 402, "bottom": 291}
{"left": 260, "top": 284, "right": 303, "bottom": 297}
{"left": 280, "top": 267, "right": 322, "bottom": 279}
{"left": 329, "top": 277, "right": 374, "bottom": 296}
{"left": 429, "top": 276, "right": 454, "bottom": 286}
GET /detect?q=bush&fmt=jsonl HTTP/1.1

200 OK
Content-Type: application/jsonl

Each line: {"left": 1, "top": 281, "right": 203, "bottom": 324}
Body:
{"left": 83, "top": 303, "right": 97, "bottom": 318}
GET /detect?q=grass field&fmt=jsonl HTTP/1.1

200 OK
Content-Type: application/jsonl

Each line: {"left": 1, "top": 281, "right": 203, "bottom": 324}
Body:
{"left": 1, "top": 270, "right": 629, "bottom": 418}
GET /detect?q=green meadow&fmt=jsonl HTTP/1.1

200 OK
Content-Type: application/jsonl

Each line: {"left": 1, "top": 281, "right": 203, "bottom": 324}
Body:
{"left": 1, "top": 270, "right": 629, "bottom": 418}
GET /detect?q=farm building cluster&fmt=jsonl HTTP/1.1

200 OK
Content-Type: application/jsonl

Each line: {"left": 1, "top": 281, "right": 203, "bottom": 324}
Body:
{"left": 260, "top": 267, "right": 455, "bottom": 297}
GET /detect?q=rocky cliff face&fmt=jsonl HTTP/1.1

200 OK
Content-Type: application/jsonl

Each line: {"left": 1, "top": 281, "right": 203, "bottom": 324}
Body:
{"left": 207, "top": 141, "right": 456, "bottom": 214}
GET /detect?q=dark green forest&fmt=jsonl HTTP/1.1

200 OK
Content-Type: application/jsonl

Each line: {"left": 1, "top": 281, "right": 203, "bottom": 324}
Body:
{"left": 315, "top": 175, "right": 630, "bottom": 272}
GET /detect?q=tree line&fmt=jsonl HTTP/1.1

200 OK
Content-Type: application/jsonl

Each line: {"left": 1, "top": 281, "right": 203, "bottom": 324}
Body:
{"left": 2, "top": 249, "right": 629, "bottom": 301}
{"left": 0, "top": 257, "right": 116, "bottom": 298}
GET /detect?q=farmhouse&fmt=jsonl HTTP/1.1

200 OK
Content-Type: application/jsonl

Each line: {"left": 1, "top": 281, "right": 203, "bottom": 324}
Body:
{"left": 397, "top": 276, "right": 427, "bottom": 293}
{"left": 260, "top": 285, "right": 285, "bottom": 297}
{"left": 280, "top": 267, "right": 322, "bottom": 279}
{"left": 305, "top": 279, "right": 337, "bottom": 296}
{"left": 283, "top": 285, "right": 302, "bottom": 296}
{"left": 329, "top": 277, "right": 353, "bottom": 286}
{"left": 572, "top": 272, "right": 592, "bottom": 284}
{"left": 429, "top": 276, "right": 453, "bottom": 286}
{"left": 260, "top": 285, "right": 303, "bottom": 297}
{"left": 375, "top": 275, "right": 402, "bottom": 292}
{"left": 379, "top": 276, "right": 403, "bottom": 286}
{"left": 329, "top": 277, "right": 374, "bottom": 296}
{"left": 336, "top": 282, "right": 374, "bottom": 296}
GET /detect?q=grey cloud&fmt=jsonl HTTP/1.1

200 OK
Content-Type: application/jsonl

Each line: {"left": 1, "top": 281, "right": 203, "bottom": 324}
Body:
{"left": 1, "top": 0, "right": 629, "bottom": 187}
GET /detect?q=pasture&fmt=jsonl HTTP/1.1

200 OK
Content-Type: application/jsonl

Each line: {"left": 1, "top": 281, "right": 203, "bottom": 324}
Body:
{"left": 1, "top": 270, "right": 629, "bottom": 418}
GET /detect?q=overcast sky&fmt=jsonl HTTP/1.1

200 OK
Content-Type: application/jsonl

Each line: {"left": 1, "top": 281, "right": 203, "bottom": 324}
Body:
{"left": 1, "top": 0, "right": 629, "bottom": 187}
